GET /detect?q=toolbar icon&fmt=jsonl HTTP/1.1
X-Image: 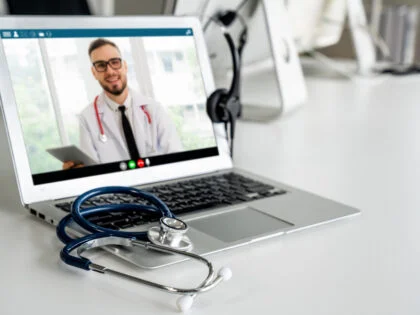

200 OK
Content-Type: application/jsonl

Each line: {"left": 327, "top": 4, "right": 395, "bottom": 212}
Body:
{"left": 2, "top": 31, "right": 11, "bottom": 38}
{"left": 119, "top": 162, "right": 127, "bottom": 171}
{"left": 128, "top": 160, "right": 136, "bottom": 169}
{"left": 137, "top": 159, "right": 145, "bottom": 168}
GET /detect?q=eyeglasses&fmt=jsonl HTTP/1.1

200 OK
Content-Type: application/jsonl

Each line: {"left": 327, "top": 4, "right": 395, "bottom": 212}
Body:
{"left": 92, "top": 58, "right": 122, "bottom": 72}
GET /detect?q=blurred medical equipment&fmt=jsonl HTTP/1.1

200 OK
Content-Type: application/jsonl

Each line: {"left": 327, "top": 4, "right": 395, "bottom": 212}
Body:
{"left": 376, "top": 3, "right": 419, "bottom": 75}
{"left": 287, "top": 0, "right": 378, "bottom": 77}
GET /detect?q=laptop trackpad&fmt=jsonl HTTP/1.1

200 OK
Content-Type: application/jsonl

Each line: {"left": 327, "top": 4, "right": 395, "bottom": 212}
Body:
{"left": 188, "top": 207, "right": 293, "bottom": 243}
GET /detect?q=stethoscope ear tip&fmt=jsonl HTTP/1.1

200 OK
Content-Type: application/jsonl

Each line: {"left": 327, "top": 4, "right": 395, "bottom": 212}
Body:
{"left": 218, "top": 267, "right": 233, "bottom": 281}
{"left": 176, "top": 295, "right": 194, "bottom": 312}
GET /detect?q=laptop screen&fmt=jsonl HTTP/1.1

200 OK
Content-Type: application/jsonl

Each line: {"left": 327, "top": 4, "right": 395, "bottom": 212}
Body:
{"left": 0, "top": 28, "right": 218, "bottom": 186}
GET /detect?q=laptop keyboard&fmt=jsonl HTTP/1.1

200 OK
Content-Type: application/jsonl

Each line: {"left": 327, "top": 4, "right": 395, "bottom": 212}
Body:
{"left": 54, "top": 172, "right": 287, "bottom": 230}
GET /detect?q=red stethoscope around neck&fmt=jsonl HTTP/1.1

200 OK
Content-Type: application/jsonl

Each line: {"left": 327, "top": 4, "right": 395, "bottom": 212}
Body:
{"left": 93, "top": 95, "right": 152, "bottom": 143}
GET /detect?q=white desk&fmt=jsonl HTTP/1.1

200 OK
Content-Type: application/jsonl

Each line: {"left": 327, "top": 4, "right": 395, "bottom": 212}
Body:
{"left": 1, "top": 75, "right": 420, "bottom": 314}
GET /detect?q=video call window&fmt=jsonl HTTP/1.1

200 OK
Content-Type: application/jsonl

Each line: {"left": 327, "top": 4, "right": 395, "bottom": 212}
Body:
{"left": 2, "top": 29, "right": 217, "bottom": 176}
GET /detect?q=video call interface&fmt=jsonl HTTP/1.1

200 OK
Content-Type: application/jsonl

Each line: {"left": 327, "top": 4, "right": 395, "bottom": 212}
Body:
{"left": 0, "top": 28, "right": 219, "bottom": 185}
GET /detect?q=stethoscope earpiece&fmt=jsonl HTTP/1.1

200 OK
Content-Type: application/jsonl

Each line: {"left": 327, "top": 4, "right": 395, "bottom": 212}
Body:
{"left": 177, "top": 295, "right": 194, "bottom": 312}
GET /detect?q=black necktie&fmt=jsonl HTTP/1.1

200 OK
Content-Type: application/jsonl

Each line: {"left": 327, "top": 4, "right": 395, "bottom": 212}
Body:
{"left": 118, "top": 105, "right": 140, "bottom": 160}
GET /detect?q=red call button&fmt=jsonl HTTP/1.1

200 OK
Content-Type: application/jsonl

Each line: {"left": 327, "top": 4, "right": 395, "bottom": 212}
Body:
{"left": 137, "top": 159, "right": 145, "bottom": 168}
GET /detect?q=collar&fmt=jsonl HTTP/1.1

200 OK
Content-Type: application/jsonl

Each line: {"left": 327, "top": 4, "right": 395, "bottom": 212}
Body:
{"left": 104, "top": 89, "right": 132, "bottom": 112}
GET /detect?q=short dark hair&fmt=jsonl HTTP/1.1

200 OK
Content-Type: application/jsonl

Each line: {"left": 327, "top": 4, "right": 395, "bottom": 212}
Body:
{"left": 88, "top": 38, "right": 120, "bottom": 57}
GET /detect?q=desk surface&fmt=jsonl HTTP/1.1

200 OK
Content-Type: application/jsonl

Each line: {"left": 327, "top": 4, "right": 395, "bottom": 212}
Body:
{"left": 1, "top": 74, "right": 420, "bottom": 314}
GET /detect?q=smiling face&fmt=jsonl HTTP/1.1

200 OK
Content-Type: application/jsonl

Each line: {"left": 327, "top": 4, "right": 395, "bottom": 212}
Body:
{"left": 90, "top": 44, "right": 128, "bottom": 97}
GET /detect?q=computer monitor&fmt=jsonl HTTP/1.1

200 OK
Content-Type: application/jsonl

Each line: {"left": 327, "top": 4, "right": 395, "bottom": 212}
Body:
{"left": 174, "top": 0, "right": 307, "bottom": 121}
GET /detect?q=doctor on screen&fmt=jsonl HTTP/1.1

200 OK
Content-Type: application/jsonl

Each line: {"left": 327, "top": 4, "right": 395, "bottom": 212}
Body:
{"left": 64, "top": 38, "right": 182, "bottom": 169}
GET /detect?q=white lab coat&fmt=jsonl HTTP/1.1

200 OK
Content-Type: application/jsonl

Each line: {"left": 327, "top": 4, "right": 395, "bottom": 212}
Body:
{"left": 79, "top": 89, "right": 183, "bottom": 163}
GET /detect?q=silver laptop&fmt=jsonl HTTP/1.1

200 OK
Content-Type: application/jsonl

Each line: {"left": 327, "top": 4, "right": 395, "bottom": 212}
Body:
{"left": 0, "top": 15, "right": 359, "bottom": 269}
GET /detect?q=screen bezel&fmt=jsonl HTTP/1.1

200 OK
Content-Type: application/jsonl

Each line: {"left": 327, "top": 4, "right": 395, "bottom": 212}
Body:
{"left": 0, "top": 16, "right": 232, "bottom": 205}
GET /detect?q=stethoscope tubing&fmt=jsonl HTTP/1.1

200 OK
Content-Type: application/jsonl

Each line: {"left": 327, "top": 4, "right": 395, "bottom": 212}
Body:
{"left": 99, "top": 242, "right": 225, "bottom": 295}
{"left": 93, "top": 95, "right": 105, "bottom": 138}
{"left": 80, "top": 235, "right": 221, "bottom": 293}
{"left": 71, "top": 186, "right": 174, "bottom": 234}
{"left": 93, "top": 95, "right": 152, "bottom": 142}
{"left": 57, "top": 203, "right": 160, "bottom": 243}
{"left": 65, "top": 234, "right": 225, "bottom": 295}
{"left": 57, "top": 186, "right": 175, "bottom": 270}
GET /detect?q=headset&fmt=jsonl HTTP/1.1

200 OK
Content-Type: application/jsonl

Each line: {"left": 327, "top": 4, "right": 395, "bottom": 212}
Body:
{"left": 205, "top": 10, "right": 248, "bottom": 157}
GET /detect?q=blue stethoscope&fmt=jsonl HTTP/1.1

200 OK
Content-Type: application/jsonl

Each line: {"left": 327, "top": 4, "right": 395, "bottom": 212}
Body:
{"left": 57, "top": 186, "right": 231, "bottom": 312}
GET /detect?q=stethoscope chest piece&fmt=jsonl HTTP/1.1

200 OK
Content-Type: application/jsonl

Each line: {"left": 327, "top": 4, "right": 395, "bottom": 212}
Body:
{"left": 148, "top": 217, "right": 193, "bottom": 251}
{"left": 99, "top": 133, "right": 108, "bottom": 143}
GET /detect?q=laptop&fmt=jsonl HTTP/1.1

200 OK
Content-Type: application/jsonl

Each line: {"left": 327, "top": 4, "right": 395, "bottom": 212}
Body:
{"left": 0, "top": 16, "right": 359, "bottom": 269}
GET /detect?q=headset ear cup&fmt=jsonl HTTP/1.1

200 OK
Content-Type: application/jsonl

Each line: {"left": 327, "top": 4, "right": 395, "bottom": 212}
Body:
{"left": 206, "top": 88, "right": 229, "bottom": 123}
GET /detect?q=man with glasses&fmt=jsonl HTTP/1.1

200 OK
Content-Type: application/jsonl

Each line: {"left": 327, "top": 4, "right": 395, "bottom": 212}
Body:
{"left": 63, "top": 38, "right": 182, "bottom": 169}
